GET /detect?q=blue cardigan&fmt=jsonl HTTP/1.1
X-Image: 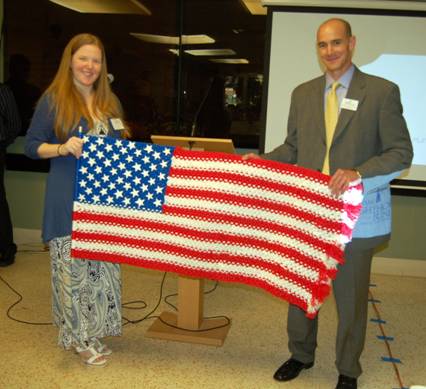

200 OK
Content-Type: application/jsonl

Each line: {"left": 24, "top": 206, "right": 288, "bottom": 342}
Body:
{"left": 25, "top": 95, "right": 121, "bottom": 242}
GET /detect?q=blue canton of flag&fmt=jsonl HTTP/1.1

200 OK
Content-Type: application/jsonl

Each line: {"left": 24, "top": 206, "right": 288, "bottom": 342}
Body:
{"left": 75, "top": 135, "right": 175, "bottom": 212}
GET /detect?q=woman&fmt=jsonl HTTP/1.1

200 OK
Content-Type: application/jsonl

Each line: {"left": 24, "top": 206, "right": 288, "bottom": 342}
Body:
{"left": 25, "top": 33, "right": 126, "bottom": 366}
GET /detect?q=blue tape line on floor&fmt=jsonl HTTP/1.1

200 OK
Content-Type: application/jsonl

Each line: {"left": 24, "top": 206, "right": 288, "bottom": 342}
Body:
{"left": 368, "top": 299, "right": 381, "bottom": 303}
{"left": 370, "top": 318, "right": 386, "bottom": 324}
{"left": 377, "top": 335, "right": 394, "bottom": 341}
{"left": 381, "top": 356, "right": 401, "bottom": 363}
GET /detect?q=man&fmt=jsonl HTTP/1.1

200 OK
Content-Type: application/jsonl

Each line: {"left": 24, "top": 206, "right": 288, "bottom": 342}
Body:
{"left": 6, "top": 54, "right": 41, "bottom": 136}
{"left": 0, "top": 83, "right": 21, "bottom": 267}
{"left": 244, "top": 18, "right": 412, "bottom": 388}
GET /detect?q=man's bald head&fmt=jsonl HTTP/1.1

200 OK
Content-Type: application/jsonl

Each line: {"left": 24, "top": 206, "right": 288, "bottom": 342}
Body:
{"left": 318, "top": 18, "right": 352, "bottom": 38}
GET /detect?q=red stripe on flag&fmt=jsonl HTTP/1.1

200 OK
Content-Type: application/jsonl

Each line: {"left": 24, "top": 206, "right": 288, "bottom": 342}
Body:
{"left": 172, "top": 148, "right": 330, "bottom": 185}
{"left": 71, "top": 247, "right": 317, "bottom": 317}
{"left": 164, "top": 187, "right": 341, "bottom": 232}
{"left": 72, "top": 209, "right": 344, "bottom": 264}
{"left": 71, "top": 229, "right": 333, "bottom": 288}
{"left": 168, "top": 168, "right": 341, "bottom": 211}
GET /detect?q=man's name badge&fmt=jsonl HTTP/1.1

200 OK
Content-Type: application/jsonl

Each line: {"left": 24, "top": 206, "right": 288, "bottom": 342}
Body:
{"left": 341, "top": 98, "right": 359, "bottom": 111}
{"left": 110, "top": 118, "right": 125, "bottom": 130}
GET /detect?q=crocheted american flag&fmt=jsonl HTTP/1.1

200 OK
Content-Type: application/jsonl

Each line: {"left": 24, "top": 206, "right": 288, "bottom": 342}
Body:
{"left": 71, "top": 135, "right": 363, "bottom": 317}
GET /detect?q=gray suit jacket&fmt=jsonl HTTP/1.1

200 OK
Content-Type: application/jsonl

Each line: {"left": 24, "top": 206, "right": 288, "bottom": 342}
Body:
{"left": 264, "top": 67, "right": 413, "bottom": 246}
{"left": 265, "top": 67, "right": 413, "bottom": 178}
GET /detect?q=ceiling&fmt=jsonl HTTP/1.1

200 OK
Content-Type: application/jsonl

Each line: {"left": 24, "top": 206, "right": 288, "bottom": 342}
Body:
{"left": 43, "top": 0, "right": 267, "bottom": 71}
{"left": 137, "top": 0, "right": 267, "bottom": 68}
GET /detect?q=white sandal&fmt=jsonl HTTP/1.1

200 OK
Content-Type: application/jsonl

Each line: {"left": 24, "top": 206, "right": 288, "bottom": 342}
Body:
{"left": 92, "top": 338, "right": 112, "bottom": 356}
{"left": 75, "top": 344, "right": 107, "bottom": 366}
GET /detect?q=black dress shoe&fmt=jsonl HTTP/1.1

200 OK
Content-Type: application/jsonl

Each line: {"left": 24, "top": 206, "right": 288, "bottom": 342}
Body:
{"left": 273, "top": 358, "right": 314, "bottom": 382}
{"left": 0, "top": 243, "right": 17, "bottom": 267}
{"left": 336, "top": 374, "right": 357, "bottom": 389}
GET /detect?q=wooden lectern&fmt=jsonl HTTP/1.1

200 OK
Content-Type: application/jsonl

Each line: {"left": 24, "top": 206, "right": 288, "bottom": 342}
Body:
{"left": 150, "top": 134, "right": 234, "bottom": 153}
{"left": 145, "top": 135, "right": 234, "bottom": 346}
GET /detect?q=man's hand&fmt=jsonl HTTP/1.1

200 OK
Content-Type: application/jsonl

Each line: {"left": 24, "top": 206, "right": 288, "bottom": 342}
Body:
{"left": 242, "top": 153, "right": 261, "bottom": 161}
{"left": 329, "top": 168, "right": 360, "bottom": 196}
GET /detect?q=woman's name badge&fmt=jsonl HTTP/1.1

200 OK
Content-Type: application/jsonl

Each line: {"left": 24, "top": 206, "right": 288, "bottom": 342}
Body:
{"left": 110, "top": 118, "right": 125, "bottom": 130}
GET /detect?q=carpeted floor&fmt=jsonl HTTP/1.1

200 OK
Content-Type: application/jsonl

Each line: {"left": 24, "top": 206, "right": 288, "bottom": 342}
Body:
{"left": 0, "top": 245, "right": 425, "bottom": 389}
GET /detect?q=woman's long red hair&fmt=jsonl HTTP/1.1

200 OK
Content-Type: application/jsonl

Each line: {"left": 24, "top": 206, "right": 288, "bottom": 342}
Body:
{"left": 44, "top": 33, "right": 123, "bottom": 141}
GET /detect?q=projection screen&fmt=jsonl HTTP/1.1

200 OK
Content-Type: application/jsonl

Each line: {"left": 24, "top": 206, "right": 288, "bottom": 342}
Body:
{"left": 262, "top": 1, "right": 426, "bottom": 192}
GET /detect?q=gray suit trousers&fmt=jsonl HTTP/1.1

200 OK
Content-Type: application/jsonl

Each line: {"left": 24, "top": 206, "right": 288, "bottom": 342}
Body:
{"left": 287, "top": 239, "right": 376, "bottom": 378}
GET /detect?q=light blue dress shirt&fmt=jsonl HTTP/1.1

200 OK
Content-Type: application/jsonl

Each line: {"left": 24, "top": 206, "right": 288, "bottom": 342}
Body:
{"left": 324, "top": 65, "right": 355, "bottom": 112}
{"left": 352, "top": 172, "right": 400, "bottom": 238}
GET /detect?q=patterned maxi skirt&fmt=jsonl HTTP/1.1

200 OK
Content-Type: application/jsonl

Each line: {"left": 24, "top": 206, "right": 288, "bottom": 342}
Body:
{"left": 49, "top": 236, "right": 122, "bottom": 349}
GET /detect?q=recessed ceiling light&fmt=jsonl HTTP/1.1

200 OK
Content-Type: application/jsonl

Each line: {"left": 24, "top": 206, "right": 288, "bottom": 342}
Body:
{"left": 240, "top": 0, "right": 267, "bottom": 15}
{"left": 49, "top": 0, "right": 151, "bottom": 15}
{"left": 169, "top": 49, "right": 238, "bottom": 57}
{"left": 185, "top": 49, "right": 236, "bottom": 56}
{"left": 131, "top": 33, "right": 215, "bottom": 45}
{"left": 210, "top": 58, "right": 249, "bottom": 64}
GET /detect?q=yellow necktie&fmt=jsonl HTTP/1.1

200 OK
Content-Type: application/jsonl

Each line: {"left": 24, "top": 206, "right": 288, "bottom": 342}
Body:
{"left": 322, "top": 81, "right": 340, "bottom": 175}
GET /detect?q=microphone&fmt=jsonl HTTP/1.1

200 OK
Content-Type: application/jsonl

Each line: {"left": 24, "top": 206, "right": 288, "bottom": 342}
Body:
{"left": 107, "top": 73, "right": 114, "bottom": 83}
{"left": 190, "top": 77, "right": 214, "bottom": 137}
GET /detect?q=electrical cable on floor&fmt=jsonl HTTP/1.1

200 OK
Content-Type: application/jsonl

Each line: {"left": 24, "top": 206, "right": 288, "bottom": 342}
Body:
{"left": 122, "top": 300, "right": 148, "bottom": 310}
{"left": 368, "top": 289, "right": 406, "bottom": 389}
{"left": 122, "top": 271, "right": 168, "bottom": 326}
{"left": 123, "top": 273, "right": 230, "bottom": 332}
{"left": 0, "top": 259, "right": 157, "bottom": 326}
{"left": 2, "top": 248, "right": 230, "bottom": 333}
{"left": 157, "top": 314, "right": 231, "bottom": 332}
{"left": 160, "top": 280, "right": 231, "bottom": 332}
{"left": 164, "top": 280, "right": 219, "bottom": 311}
{"left": 0, "top": 273, "right": 52, "bottom": 325}
{"left": 0, "top": 246, "right": 157, "bottom": 326}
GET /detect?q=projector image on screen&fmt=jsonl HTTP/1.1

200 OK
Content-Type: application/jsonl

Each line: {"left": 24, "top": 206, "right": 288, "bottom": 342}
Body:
{"left": 361, "top": 54, "right": 425, "bottom": 166}
{"left": 264, "top": 11, "right": 426, "bottom": 189}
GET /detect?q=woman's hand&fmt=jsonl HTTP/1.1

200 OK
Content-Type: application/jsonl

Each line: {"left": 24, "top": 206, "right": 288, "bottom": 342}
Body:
{"left": 59, "top": 136, "right": 84, "bottom": 159}
{"left": 37, "top": 137, "right": 84, "bottom": 160}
